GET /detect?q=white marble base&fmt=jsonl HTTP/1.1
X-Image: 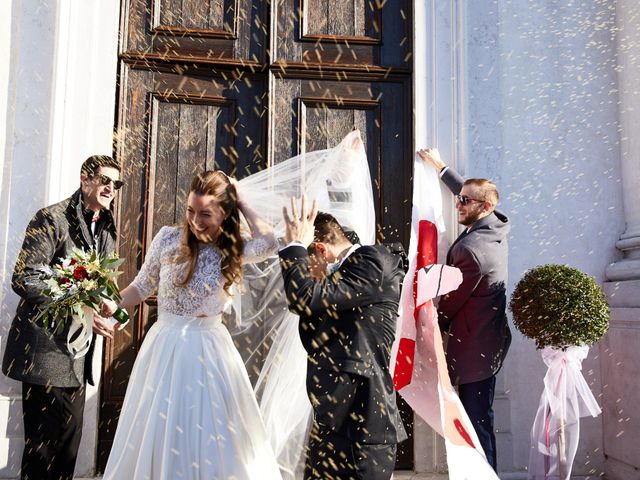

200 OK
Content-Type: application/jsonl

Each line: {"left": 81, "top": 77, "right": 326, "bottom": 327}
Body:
{"left": 601, "top": 281, "right": 640, "bottom": 479}
{"left": 604, "top": 455, "right": 640, "bottom": 480}
{"left": 605, "top": 259, "right": 640, "bottom": 282}
{"left": 0, "top": 394, "right": 22, "bottom": 476}
{"left": 65, "top": 473, "right": 597, "bottom": 480}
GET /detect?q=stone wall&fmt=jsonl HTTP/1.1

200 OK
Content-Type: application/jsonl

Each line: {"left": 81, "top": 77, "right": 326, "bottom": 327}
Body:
{"left": 0, "top": 1, "right": 119, "bottom": 477}
{"left": 601, "top": 1, "right": 640, "bottom": 478}
{"left": 414, "top": 0, "right": 625, "bottom": 476}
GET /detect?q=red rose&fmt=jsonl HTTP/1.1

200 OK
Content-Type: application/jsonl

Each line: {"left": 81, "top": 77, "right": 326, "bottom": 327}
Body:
{"left": 72, "top": 266, "right": 88, "bottom": 281}
{"left": 69, "top": 259, "right": 78, "bottom": 266}
{"left": 58, "top": 277, "right": 71, "bottom": 285}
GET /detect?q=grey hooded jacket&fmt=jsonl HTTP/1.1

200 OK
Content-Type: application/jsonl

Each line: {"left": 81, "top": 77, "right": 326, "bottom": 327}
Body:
{"left": 438, "top": 168, "right": 512, "bottom": 386}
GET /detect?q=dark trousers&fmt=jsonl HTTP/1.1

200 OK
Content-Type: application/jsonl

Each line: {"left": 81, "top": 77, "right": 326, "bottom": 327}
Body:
{"left": 21, "top": 382, "right": 85, "bottom": 480}
{"left": 458, "top": 375, "right": 497, "bottom": 471}
{"left": 304, "top": 423, "right": 397, "bottom": 480}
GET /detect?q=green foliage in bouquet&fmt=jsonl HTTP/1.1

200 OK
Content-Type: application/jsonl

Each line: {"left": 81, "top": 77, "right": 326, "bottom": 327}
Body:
{"left": 37, "top": 247, "right": 129, "bottom": 333}
{"left": 509, "top": 264, "right": 610, "bottom": 350}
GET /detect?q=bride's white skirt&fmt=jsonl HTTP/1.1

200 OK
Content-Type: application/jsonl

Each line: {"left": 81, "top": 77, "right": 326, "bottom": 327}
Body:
{"left": 103, "top": 311, "right": 282, "bottom": 480}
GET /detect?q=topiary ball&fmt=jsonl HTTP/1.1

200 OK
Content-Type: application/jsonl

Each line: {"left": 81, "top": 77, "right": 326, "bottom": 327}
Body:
{"left": 509, "top": 264, "right": 610, "bottom": 350}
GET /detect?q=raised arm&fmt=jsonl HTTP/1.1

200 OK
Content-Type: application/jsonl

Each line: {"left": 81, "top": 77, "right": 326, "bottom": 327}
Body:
{"left": 279, "top": 246, "right": 383, "bottom": 317}
{"left": 417, "top": 147, "right": 464, "bottom": 195}
{"left": 234, "top": 179, "right": 273, "bottom": 239}
{"left": 278, "top": 195, "right": 383, "bottom": 315}
{"left": 233, "top": 179, "right": 278, "bottom": 262}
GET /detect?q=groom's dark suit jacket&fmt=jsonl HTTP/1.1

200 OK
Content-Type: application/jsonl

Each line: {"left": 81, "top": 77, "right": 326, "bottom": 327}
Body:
{"left": 279, "top": 244, "right": 407, "bottom": 444}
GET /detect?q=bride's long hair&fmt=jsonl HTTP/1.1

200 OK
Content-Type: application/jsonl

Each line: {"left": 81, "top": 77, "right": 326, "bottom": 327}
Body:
{"left": 174, "top": 171, "right": 244, "bottom": 294}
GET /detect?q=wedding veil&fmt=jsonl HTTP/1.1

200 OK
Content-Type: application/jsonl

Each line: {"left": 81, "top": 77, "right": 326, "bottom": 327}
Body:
{"left": 231, "top": 130, "right": 376, "bottom": 478}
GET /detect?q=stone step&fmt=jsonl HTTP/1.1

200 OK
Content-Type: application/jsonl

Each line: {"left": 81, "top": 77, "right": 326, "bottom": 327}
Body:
{"left": 71, "top": 473, "right": 590, "bottom": 480}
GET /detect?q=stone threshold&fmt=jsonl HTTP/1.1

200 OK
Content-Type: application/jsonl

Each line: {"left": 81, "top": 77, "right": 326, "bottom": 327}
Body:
{"left": 70, "top": 473, "right": 603, "bottom": 480}
{"left": 71, "top": 474, "right": 511, "bottom": 480}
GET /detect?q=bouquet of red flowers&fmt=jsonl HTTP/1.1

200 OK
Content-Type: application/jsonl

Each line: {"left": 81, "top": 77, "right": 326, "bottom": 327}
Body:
{"left": 37, "top": 247, "right": 129, "bottom": 340}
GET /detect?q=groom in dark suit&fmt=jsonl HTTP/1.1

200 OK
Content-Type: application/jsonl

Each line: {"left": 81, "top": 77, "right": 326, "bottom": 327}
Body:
{"left": 279, "top": 198, "right": 407, "bottom": 480}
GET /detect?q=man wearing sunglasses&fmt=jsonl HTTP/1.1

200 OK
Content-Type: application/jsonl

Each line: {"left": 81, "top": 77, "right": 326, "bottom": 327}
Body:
{"left": 417, "top": 147, "right": 511, "bottom": 473}
{"left": 3, "top": 155, "right": 124, "bottom": 480}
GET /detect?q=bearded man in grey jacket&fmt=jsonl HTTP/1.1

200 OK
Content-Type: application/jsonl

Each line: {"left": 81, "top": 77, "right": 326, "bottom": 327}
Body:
{"left": 2, "top": 155, "right": 124, "bottom": 480}
{"left": 418, "top": 147, "right": 511, "bottom": 472}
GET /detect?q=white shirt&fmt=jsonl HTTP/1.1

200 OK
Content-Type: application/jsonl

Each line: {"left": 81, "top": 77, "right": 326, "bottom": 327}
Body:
{"left": 336, "top": 243, "right": 361, "bottom": 267}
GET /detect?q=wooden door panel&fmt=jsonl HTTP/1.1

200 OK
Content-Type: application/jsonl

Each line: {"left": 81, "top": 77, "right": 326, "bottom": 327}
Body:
{"left": 157, "top": 0, "right": 233, "bottom": 32}
{"left": 148, "top": 100, "right": 232, "bottom": 226}
{"left": 301, "top": 102, "right": 374, "bottom": 153}
{"left": 304, "top": 0, "right": 379, "bottom": 40}
{"left": 274, "top": 0, "right": 411, "bottom": 71}
{"left": 122, "top": 0, "right": 268, "bottom": 65}
{"left": 105, "top": 0, "right": 413, "bottom": 471}
{"left": 269, "top": 75, "right": 414, "bottom": 468}
{"left": 270, "top": 76, "right": 412, "bottom": 245}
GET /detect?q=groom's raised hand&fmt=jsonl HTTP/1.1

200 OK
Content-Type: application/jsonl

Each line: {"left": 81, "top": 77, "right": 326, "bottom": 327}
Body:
{"left": 283, "top": 196, "right": 318, "bottom": 247}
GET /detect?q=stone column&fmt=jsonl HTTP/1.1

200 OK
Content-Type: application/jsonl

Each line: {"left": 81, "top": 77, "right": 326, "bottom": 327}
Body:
{"left": 0, "top": 1, "right": 59, "bottom": 475}
{"left": 605, "top": 0, "right": 640, "bottom": 282}
{"left": 602, "top": 1, "right": 640, "bottom": 478}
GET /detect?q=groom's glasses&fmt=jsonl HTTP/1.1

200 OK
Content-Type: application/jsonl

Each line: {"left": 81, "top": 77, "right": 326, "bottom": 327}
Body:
{"left": 455, "top": 194, "right": 484, "bottom": 206}
{"left": 94, "top": 173, "right": 124, "bottom": 190}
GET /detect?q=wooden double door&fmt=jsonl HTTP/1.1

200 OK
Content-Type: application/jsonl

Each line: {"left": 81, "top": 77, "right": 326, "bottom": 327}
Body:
{"left": 98, "top": 0, "right": 414, "bottom": 471}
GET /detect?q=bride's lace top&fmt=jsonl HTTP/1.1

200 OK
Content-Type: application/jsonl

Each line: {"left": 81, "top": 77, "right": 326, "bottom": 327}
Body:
{"left": 130, "top": 226, "right": 278, "bottom": 317}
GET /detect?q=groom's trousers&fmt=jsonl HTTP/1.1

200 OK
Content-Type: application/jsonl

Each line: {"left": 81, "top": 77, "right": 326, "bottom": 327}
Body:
{"left": 20, "top": 382, "right": 85, "bottom": 480}
{"left": 305, "top": 423, "right": 397, "bottom": 480}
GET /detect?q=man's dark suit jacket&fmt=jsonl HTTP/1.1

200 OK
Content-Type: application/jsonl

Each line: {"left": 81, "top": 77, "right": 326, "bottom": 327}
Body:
{"left": 2, "top": 189, "right": 117, "bottom": 387}
{"left": 279, "top": 244, "right": 407, "bottom": 444}
{"left": 438, "top": 168, "right": 512, "bottom": 386}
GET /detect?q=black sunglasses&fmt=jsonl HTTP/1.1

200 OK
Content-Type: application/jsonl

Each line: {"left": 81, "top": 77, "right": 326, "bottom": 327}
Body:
{"left": 94, "top": 173, "right": 124, "bottom": 190}
{"left": 455, "top": 194, "right": 484, "bottom": 206}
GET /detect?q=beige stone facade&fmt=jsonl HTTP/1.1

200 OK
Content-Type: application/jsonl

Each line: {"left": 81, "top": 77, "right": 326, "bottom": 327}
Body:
{"left": 0, "top": 0, "right": 638, "bottom": 478}
{"left": 601, "top": 3, "right": 640, "bottom": 478}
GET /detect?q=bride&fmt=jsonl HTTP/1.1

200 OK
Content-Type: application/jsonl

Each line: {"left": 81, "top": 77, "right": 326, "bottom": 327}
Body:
{"left": 102, "top": 170, "right": 282, "bottom": 479}
{"left": 103, "top": 131, "right": 376, "bottom": 479}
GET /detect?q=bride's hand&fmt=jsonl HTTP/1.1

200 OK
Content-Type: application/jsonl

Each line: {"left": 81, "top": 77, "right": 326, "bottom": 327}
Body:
{"left": 417, "top": 148, "right": 446, "bottom": 172}
{"left": 229, "top": 177, "right": 246, "bottom": 210}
